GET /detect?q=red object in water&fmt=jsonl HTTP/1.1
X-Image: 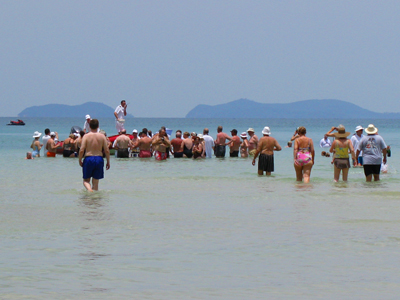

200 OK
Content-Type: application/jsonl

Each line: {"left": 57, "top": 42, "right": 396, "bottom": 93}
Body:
{"left": 7, "top": 119, "right": 25, "bottom": 125}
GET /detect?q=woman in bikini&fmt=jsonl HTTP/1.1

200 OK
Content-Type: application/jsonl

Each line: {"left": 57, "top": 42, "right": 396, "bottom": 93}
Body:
{"left": 328, "top": 125, "right": 356, "bottom": 182}
{"left": 293, "top": 126, "right": 315, "bottom": 183}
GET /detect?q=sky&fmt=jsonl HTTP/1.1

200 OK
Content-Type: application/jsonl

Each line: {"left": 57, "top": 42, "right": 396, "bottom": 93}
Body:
{"left": 1, "top": 0, "right": 399, "bottom": 117}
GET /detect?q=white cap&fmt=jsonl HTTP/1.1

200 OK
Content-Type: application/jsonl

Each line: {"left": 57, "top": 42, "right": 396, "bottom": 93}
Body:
{"left": 132, "top": 129, "right": 138, "bottom": 133}
{"left": 85, "top": 114, "right": 91, "bottom": 119}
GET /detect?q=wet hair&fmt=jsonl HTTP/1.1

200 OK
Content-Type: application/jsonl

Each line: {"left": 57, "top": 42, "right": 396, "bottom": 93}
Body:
{"left": 121, "top": 100, "right": 126, "bottom": 104}
{"left": 89, "top": 119, "right": 99, "bottom": 130}
{"left": 297, "top": 126, "right": 306, "bottom": 135}
{"left": 80, "top": 130, "right": 85, "bottom": 138}
{"left": 45, "top": 128, "right": 50, "bottom": 135}
{"left": 148, "top": 130, "right": 152, "bottom": 137}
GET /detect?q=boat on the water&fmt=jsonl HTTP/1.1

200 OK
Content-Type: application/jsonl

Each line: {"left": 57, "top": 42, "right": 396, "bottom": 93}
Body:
{"left": 7, "top": 119, "right": 25, "bottom": 126}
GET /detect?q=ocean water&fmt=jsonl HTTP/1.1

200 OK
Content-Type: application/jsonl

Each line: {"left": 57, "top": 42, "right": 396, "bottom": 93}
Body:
{"left": 1, "top": 117, "right": 400, "bottom": 299}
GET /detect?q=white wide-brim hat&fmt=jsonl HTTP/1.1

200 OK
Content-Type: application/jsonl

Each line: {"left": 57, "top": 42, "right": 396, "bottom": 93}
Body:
{"left": 240, "top": 132, "right": 247, "bottom": 138}
{"left": 33, "top": 131, "right": 42, "bottom": 138}
{"left": 247, "top": 128, "right": 255, "bottom": 133}
{"left": 262, "top": 126, "right": 271, "bottom": 135}
{"left": 365, "top": 124, "right": 378, "bottom": 134}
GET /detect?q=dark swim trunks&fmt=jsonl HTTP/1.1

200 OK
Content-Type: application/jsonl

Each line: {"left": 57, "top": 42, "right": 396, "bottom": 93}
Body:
{"left": 363, "top": 164, "right": 381, "bottom": 176}
{"left": 214, "top": 145, "right": 226, "bottom": 157}
{"left": 230, "top": 150, "right": 239, "bottom": 157}
{"left": 174, "top": 151, "right": 184, "bottom": 158}
{"left": 117, "top": 148, "right": 129, "bottom": 158}
{"left": 82, "top": 156, "right": 104, "bottom": 179}
{"left": 258, "top": 154, "right": 274, "bottom": 172}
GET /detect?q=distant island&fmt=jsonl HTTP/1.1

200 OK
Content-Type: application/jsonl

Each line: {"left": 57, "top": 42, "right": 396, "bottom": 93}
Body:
{"left": 18, "top": 102, "right": 134, "bottom": 118}
{"left": 186, "top": 99, "right": 400, "bottom": 119}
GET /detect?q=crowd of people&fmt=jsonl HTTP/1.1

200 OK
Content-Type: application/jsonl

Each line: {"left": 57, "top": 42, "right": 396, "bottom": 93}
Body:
{"left": 26, "top": 101, "right": 390, "bottom": 191}
{"left": 28, "top": 120, "right": 390, "bottom": 192}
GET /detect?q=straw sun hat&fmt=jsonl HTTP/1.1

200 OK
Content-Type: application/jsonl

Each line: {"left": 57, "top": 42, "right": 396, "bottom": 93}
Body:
{"left": 333, "top": 125, "right": 350, "bottom": 138}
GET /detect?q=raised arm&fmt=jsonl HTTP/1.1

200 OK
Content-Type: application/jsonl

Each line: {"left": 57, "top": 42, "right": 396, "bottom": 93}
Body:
{"left": 326, "top": 127, "right": 337, "bottom": 137}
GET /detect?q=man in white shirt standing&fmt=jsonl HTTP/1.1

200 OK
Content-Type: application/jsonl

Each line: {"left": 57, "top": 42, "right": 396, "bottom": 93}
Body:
{"left": 351, "top": 125, "right": 364, "bottom": 167}
{"left": 42, "top": 128, "right": 51, "bottom": 156}
{"left": 202, "top": 128, "right": 214, "bottom": 158}
{"left": 83, "top": 115, "right": 91, "bottom": 133}
{"left": 114, "top": 100, "right": 127, "bottom": 133}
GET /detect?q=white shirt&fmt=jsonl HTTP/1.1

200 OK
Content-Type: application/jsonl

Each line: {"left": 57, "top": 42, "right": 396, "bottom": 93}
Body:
{"left": 350, "top": 134, "right": 363, "bottom": 157}
{"left": 83, "top": 120, "right": 90, "bottom": 132}
{"left": 42, "top": 135, "right": 50, "bottom": 155}
{"left": 203, "top": 135, "right": 214, "bottom": 158}
{"left": 319, "top": 137, "right": 332, "bottom": 148}
{"left": 115, "top": 105, "right": 125, "bottom": 119}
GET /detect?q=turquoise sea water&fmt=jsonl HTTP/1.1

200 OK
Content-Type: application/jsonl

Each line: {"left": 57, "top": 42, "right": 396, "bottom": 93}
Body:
{"left": 1, "top": 117, "right": 400, "bottom": 299}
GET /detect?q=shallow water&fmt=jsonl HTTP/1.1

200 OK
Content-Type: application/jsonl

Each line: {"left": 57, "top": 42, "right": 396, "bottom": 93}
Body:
{"left": 1, "top": 117, "right": 400, "bottom": 299}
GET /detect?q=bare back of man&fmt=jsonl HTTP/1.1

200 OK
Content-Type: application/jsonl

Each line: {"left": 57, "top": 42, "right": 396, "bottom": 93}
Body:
{"left": 170, "top": 137, "right": 183, "bottom": 157}
{"left": 257, "top": 136, "right": 280, "bottom": 156}
{"left": 230, "top": 136, "right": 241, "bottom": 152}
{"left": 252, "top": 133, "right": 282, "bottom": 176}
{"left": 114, "top": 134, "right": 131, "bottom": 158}
{"left": 79, "top": 120, "right": 110, "bottom": 192}
{"left": 134, "top": 135, "right": 152, "bottom": 157}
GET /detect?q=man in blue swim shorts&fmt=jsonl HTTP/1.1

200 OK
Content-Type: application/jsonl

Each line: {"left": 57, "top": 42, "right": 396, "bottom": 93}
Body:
{"left": 79, "top": 119, "right": 110, "bottom": 192}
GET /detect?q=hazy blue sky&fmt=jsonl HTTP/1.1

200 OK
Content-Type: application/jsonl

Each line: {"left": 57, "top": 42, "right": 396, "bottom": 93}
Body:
{"left": 1, "top": 0, "right": 399, "bottom": 117}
